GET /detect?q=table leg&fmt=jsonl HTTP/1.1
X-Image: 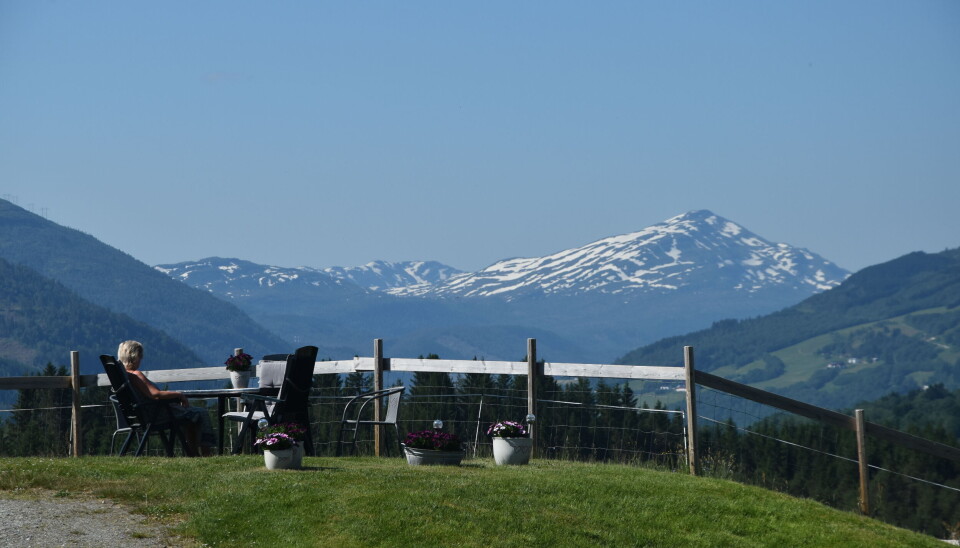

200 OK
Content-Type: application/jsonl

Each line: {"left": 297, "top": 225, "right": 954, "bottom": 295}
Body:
{"left": 217, "top": 395, "right": 225, "bottom": 455}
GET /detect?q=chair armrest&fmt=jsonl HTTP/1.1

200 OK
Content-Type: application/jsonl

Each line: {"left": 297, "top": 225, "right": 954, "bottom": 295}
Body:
{"left": 340, "top": 392, "right": 371, "bottom": 422}
{"left": 242, "top": 393, "right": 281, "bottom": 404}
{"left": 339, "top": 387, "right": 404, "bottom": 422}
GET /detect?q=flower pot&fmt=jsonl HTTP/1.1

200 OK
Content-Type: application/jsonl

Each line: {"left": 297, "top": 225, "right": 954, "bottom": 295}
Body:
{"left": 403, "top": 446, "right": 465, "bottom": 466}
{"left": 492, "top": 436, "right": 532, "bottom": 465}
{"left": 263, "top": 448, "right": 295, "bottom": 470}
{"left": 230, "top": 370, "right": 251, "bottom": 389}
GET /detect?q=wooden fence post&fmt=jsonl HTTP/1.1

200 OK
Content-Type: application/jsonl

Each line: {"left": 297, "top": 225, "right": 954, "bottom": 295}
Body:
{"left": 527, "top": 338, "right": 538, "bottom": 459}
{"left": 684, "top": 346, "right": 699, "bottom": 476}
{"left": 70, "top": 350, "right": 82, "bottom": 457}
{"left": 856, "top": 409, "right": 870, "bottom": 515}
{"left": 373, "top": 338, "right": 384, "bottom": 457}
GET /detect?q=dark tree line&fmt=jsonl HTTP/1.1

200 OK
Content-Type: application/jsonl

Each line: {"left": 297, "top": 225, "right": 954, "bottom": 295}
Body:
{"left": 0, "top": 363, "right": 115, "bottom": 456}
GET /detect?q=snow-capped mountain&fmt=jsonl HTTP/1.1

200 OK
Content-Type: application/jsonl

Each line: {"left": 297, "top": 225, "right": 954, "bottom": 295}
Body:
{"left": 154, "top": 210, "right": 850, "bottom": 362}
{"left": 389, "top": 210, "right": 847, "bottom": 300}
{"left": 155, "top": 258, "right": 462, "bottom": 298}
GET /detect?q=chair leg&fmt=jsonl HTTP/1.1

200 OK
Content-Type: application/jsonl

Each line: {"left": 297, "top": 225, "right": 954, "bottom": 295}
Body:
{"left": 158, "top": 430, "right": 175, "bottom": 457}
{"left": 352, "top": 424, "right": 360, "bottom": 455}
{"left": 233, "top": 420, "right": 257, "bottom": 455}
{"left": 135, "top": 426, "right": 154, "bottom": 457}
{"left": 173, "top": 424, "right": 192, "bottom": 457}
{"left": 304, "top": 422, "right": 315, "bottom": 457}
{"left": 336, "top": 422, "right": 345, "bottom": 456}
{"left": 119, "top": 431, "right": 140, "bottom": 456}
{"left": 232, "top": 422, "right": 247, "bottom": 455}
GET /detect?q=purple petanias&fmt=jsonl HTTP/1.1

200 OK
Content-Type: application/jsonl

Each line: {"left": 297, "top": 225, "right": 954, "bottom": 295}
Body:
{"left": 404, "top": 430, "right": 461, "bottom": 451}
{"left": 487, "top": 421, "right": 527, "bottom": 438}
{"left": 255, "top": 431, "right": 298, "bottom": 451}
{"left": 224, "top": 352, "right": 254, "bottom": 372}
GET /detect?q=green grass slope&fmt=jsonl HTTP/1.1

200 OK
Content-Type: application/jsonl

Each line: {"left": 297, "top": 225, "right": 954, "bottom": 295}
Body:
{"left": 0, "top": 456, "right": 946, "bottom": 547}
{"left": 619, "top": 248, "right": 960, "bottom": 410}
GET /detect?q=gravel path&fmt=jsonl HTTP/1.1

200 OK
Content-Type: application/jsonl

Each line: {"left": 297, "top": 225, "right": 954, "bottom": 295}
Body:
{"left": 0, "top": 491, "right": 187, "bottom": 547}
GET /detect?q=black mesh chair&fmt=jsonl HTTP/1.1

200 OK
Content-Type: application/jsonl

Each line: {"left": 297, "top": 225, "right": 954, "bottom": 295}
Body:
{"left": 109, "top": 395, "right": 137, "bottom": 456}
{"left": 100, "top": 355, "right": 190, "bottom": 457}
{"left": 336, "top": 386, "right": 406, "bottom": 456}
{"left": 228, "top": 345, "right": 318, "bottom": 455}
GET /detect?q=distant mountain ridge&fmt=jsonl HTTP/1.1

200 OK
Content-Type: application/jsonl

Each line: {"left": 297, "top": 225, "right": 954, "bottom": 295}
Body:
{"left": 156, "top": 259, "right": 462, "bottom": 298}
{"left": 159, "top": 210, "right": 847, "bottom": 301}
{"left": 156, "top": 210, "right": 850, "bottom": 362}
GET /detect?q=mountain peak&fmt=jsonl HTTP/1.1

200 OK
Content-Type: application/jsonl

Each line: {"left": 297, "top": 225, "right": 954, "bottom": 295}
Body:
{"left": 389, "top": 211, "right": 848, "bottom": 300}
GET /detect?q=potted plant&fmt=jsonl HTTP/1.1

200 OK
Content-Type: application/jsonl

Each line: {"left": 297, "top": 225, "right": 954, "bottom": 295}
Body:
{"left": 225, "top": 352, "right": 253, "bottom": 388}
{"left": 254, "top": 428, "right": 299, "bottom": 470}
{"left": 259, "top": 421, "right": 308, "bottom": 469}
{"left": 488, "top": 420, "right": 532, "bottom": 465}
{"left": 402, "top": 429, "right": 465, "bottom": 466}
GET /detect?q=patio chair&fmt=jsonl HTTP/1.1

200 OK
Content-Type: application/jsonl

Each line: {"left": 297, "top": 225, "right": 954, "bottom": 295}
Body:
{"left": 227, "top": 345, "right": 318, "bottom": 455}
{"left": 100, "top": 355, "right": 191, "bottom": 457}
{"left": 222, "top": 354, "right": 288, "bottom": 452}
{"left": 336, "top": 386, "right": 406, "bottom": 456}
{"left": 108, "top": 394, "right": 137, "bottom": 456}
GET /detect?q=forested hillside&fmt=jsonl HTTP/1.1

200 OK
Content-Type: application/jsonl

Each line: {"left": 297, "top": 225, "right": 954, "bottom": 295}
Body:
{"left": 0, "top": 257, "right": 203, "bottom": 376}
{"left": 0, "top": 199, "right": 292, "bottom": 364}
{"left": 617, "top": 248, "right": 960, "bottom": 409}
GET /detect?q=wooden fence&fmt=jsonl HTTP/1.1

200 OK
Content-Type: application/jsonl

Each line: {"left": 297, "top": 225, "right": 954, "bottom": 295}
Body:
{"left": 3, "top": 339, "right": 960, "bottom": 515}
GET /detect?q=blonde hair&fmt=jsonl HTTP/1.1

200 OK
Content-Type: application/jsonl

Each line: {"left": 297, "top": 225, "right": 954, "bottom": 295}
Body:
{"left": 117, "top": 340, "right": 144, "bottom": 370}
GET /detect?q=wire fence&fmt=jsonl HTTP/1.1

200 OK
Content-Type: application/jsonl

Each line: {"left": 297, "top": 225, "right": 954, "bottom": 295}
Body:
{"left": 306, "top": 382, "right": 686, "bottom": 469}
{"left": 3, "top": 371, "right": 960, "bottom": 537}
{"left": 0, "top": 378, "right": 687, "bottom": 469}
{"left": 695, "top": 385, "right": 960, "bottom": 537}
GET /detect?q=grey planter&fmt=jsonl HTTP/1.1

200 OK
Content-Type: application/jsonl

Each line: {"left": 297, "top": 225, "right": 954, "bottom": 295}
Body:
{"left": 403, "top": 446, "right": 465, "bottom": 466}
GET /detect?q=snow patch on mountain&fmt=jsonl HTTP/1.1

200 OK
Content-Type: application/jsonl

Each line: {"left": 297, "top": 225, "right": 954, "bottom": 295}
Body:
{"left": 386, "top": 210, "right": 848, "bottom": 300}
{"left": 155, "top": 258, "right": 463, "bottom": 297}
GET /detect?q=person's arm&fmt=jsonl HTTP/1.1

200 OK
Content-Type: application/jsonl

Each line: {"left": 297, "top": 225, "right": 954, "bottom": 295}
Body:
{"left": 128, "top": 371, "right": 189, "bottom": 406}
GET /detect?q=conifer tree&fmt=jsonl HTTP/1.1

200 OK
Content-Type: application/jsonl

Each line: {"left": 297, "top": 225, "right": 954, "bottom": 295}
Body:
{"left": 2, "top": 364, "right": 70, "bottom": 456}
{"left": 407, "top": 354, "right": 456, "bottom": 433}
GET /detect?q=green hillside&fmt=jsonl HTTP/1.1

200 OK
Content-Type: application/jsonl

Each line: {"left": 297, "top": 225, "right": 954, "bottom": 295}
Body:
{"left": 618, "top": 248, "right": 960, "bottom": 409}
{"left": 0, "top": 257, "right": 203, "bottom": 376}
{"left": 0, "top": 457, "right": 947, "bottom": 547}
{"left": 0, "top": 199, "right": 292, "bottom": 364}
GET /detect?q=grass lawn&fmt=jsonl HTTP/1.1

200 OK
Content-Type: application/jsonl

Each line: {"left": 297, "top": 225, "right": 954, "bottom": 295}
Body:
{"left": 0, "top": 455, "right": 945, "bottom": 547}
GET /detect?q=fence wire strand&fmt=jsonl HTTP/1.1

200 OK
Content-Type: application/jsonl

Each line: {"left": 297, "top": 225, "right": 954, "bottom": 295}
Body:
{"left": 695, "top": 385, "right": 960, "bottom": 505}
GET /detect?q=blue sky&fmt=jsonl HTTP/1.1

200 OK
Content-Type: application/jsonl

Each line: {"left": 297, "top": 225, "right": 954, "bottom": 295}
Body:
{"left": 1, "top": 1, "right": 958, "bottom": 273}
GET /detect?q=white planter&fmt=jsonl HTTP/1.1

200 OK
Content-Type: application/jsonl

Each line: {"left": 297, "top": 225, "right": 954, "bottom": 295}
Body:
{"left": 403, "top": 446, "right": 465, "bottom": 466}
{"left": 492, "top": 437, "right": 532, "bottom": 465}
{"left": 263, "top": 448, "right": 295, "bottom": 470}
{"left": 230, "top": 370, "right": 251, "bottom": 389}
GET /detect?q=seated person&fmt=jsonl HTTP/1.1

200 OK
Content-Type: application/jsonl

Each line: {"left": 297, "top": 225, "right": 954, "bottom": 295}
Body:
{"left": 118, "top": 340, "right": 215, "bottom": 457}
